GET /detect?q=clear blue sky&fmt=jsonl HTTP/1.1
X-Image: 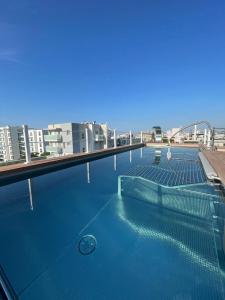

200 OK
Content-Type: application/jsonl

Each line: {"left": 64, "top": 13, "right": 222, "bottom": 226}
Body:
{"left": 0, "top": 0, "right": 225, "bottom": 131}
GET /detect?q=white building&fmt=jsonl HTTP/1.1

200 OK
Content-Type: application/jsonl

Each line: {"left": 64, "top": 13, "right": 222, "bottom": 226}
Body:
{"left": 0, "top": 126, "right": 24, "bottom": 162}
{"left": 28, "top": 129, "right": 47, "bottom": 155}
{"left": 167, "top": 126, "right": 209, "bottom": 144}
{"left": 45, "top": 122, "right": 110, "bottom": 156}
{"left": 152, "top": 126, "right": 162, "bottom": 142}
{"left": 167, "top": 128, "right": 184, "bottom": 143}
{"left": 213, "top": 129, "right": 225, "bottom": 147}
{"left": 116, "top": 133, "right": 130, "bottom": 146}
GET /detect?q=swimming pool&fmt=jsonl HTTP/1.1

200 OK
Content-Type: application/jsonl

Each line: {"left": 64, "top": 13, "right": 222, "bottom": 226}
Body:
{"left": 0, "top": 147, "right": 225, "bottom": 299}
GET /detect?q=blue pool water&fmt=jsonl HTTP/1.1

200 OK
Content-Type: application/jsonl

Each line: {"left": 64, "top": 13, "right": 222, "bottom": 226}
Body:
{"left": 0, "top": 147, "right": 225, "bottom": 299}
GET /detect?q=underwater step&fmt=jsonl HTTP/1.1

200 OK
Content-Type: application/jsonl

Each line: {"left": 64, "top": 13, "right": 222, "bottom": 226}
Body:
{"left": 118, "top": 176, "right": 215, "bottom": 220}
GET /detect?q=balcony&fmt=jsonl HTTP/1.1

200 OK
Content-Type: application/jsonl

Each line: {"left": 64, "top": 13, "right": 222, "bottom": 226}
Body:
{"left": 94, "top": 134, "right": 104, "bottom": 142}
{"left": 44, "top": 134, "right": 62, "bottom": 142}
{"left": 46, "top": 146, "right": 63, "bottom": 154}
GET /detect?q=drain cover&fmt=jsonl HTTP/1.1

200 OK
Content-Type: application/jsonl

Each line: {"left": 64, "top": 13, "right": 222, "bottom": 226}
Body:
{"left": 78, "top": 235, "right": 97, "bottom": 255}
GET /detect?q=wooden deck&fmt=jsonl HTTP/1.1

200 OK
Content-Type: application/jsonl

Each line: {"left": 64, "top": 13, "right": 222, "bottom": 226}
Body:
{"left": 203, "top": 150, "right": 225, "bottom": 185}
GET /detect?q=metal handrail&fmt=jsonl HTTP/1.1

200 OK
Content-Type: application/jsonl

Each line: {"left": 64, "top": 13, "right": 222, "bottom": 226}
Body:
{"left": 169, "top": 121, "right": 213, "bottom": 145}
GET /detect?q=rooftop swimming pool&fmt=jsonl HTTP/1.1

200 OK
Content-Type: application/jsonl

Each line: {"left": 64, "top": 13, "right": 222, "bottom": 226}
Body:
{"left": 0, "top": 147, "right": 225, "bottom": 299}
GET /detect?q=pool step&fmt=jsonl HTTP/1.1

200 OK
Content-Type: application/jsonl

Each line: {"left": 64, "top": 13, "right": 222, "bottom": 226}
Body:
{"left": 118, "top": 175, "right": 219, "bottom": 220}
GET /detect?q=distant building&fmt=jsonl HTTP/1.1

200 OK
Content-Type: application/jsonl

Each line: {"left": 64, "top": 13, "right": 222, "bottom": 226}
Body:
{"left": 45, "top": 122, "right": 110, "bottom": 156}
{"left": 152, "top": 126, "right": 162, "bottom": 142}
{"left": 167, "top": 126, "right": 210, "bottom": 144}
{"left": 0, "top": 126, "right": 24, "bottom": 161}
{"left": 28, "top": 129, "right": 48, "bottom": 154}
{"left": 213, "top": 128, "right": 225, "bottom": 147}
{"left": 142, "top": 131, "right": 153, "bottom": 142}
{"left": 117, "top": 133, "right": 130, "bottom": 146}
{"left": 167, "top": 128, "right": 184, "bottom": 143}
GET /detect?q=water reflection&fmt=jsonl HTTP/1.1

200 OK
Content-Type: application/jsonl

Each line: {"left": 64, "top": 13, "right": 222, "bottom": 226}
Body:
{"left": 140, "top": 148, "right": 143, "bottom": 159}
{"left": 167, "top": 147, "right": 172, "bottom": 160}
{"left": 86, "top": 162, "right": 90, "bottom": 184}
{"left": 28, "top": 178, "right": 33, "bottom": 211}
{"left": 114, "top": 155, "right": 117, "bottom": 171}
{"left": 153, "top": 148, "right": 161, "bottom": 165}
{"left": 129, "top": 151, "right": 132, "bottom": 163}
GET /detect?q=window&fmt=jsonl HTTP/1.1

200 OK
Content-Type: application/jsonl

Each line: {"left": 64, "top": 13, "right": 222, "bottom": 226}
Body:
{"left": 81, "top": 133, "right": 85, "bottom": 139}
{"left": 83, "top": 147, "right": 85, "bottom": 152}
{"left": 39, "top": 143, "right": 42, "bottom": 147}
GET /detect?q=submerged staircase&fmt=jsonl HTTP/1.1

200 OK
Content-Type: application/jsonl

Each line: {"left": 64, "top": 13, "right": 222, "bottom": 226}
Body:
{"left": 118, "top": 175, "right": 219, "bottom": 220}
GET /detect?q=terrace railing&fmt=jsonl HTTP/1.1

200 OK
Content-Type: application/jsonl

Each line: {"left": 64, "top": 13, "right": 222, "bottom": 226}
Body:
{"left": 0, "top": 125, "right": 145, "bottom": 167}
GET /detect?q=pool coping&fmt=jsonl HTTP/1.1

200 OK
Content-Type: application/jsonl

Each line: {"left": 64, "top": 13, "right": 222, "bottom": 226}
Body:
{"left": 202, "top": 150, "right": 225, "bottom": 186}
{"left": 0, "top": 143, "right": 145, "bottom": 185}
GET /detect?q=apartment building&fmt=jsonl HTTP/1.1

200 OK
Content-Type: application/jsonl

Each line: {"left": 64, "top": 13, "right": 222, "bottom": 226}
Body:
{"left": 152, "top": 126, "right": 162, "bottom": 142}
{"left": 45, "top": 122, "right": 109, "bottom": 156}
{"left": 142, "top": 131, "right": 153, "bottom": 143}
{"left": 213, "top": 128, "right": 225, "bottom": 147}
{"left": 28, "top": 129, "right": 48, "bottom": 154}
{"left": 0, "top": 126, "right": 24, "bottom": 161}
{"left": 167, "top": 126, "right": 211, "bottom": 144}
{"left": 167, "top": 128, "right": 184, "bottom": 143}
{"left": 116, "top": 133, "right": 129, "bottom": 146}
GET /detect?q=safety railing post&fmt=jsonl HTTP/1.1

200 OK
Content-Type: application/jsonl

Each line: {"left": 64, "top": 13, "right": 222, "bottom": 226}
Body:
{"left": 204, "top": 129, "right": 207, "bottom": 145}
{"left": 22, "top": 125, "right": 31, "bottom": 164}
{"left": 85, "top": 128, "right": 89, "bottom": 153}
{"left": 207, "top": 130, "right": 211, "bottom": 148}
{"left": 114, "top": 129, "right": 117, "bottom": 148}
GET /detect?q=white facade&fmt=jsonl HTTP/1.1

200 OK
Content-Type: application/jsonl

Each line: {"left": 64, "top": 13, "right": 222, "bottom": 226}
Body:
{"left": 85, "top": 122, "right": 109, "bottom": 152}
{"left": 28, "top": 129, "right": 47, "bottom": 154}
{"left": 167, "top": 126, "right": 209, "bottom": 144}
{"left": 0, "top": 126, "right": 24, "bottom": 161}
{"left": 167, "top": 128, "right": 184, "bottom": 143}
{"left": 45, "top": 122, "right": 110, "bottom": 156}
{"left": 152, "top": 126, "right": 162, "bottom": 142}
{"left": 213, "top": 131, "right": 225, "bottom": 147}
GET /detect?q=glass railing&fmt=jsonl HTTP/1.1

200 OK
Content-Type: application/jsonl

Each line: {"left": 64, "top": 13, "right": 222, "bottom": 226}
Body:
{"left": 46, "top": 146, "right": 63, "bottom": 154}
{"left": 44, "top": 134, "right": 62, "bottom": 142}
{"left": 94, "top": 134, "right": 104, "bottom": 142}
